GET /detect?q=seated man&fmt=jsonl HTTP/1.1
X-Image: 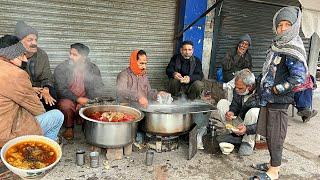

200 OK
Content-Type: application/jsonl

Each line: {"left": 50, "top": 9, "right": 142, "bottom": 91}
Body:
{"left": 117, "top": 50, "right": 168, "bottom": 107}
{"left": 222, "top": 34, "right": 253, "bottom": 83}
{"left": 166, "top": 41, "right": 204, "bottom": 100}
{"left": 15, "top": 21, "right": 57, "bottom": 111}
{"left": 54, "top": 43, "right": 104, "bottom": 140}
{"left": 216, "top": 69, "right": 259, "bottom": 156}
{"left": 0, "top": 35, "right": 64, "bottom": 146}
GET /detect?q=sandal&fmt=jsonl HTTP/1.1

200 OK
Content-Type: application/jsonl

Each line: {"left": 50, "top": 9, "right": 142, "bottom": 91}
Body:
{"left": 251, "top": 163, "right": 269, "bottom": 171}
{"left": 249, "top": 172, "right": 274, "bottom": 180}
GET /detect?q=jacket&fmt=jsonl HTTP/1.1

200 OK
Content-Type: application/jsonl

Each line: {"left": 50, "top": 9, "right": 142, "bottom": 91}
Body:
{"left": 54, "top": 59, "right": 104, "bottom": 102}
{"left": 116, "top": 67, "right": 157, "bottom": 103}
{"left": 222, "top": 48, "right": 252, "bottom": 82}
{"left": 0, "top": 60, "right": 44, "bottom": 147}
{"left": 166, "top": 54, "right": 203, "bottom": 83}
{"left": 26, "top": 47, "right": 54, "bottom": 88}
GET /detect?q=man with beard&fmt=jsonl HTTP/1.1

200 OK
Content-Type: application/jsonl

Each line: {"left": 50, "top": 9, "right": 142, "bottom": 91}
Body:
{"left": 216, "top": 69, "right": 260, "bottom": 156}
{"left": 222, "top": 34, "right": 253, "bottom": 83}
{"left": 0, "top": 35, "right": 64, "bottom": 145}
{"left": 117, "top": 50, "right": 168, "bottom": 107}
{"left": 54, "top": 43, "right": 104, "bottom": 140}
{"left": 166, "top": 41, "right": 204, "bottom": 100}
{"left": 15, "top": 21, "right": 56, "bottom": 111}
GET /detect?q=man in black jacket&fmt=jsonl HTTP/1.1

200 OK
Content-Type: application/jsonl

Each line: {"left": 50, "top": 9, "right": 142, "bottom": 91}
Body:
{"left": 166, "top": 41, "right": 204, "bottom": 100}
{"left": 216, "top": 69, "right": 260, "bottom": 156}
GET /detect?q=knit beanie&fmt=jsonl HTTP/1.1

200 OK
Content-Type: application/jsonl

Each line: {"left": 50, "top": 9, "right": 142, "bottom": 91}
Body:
{"left": 14, "top": 21, "right": 38, "bottom": 40}
{"left": 275, "top": 6, "right": 298, "bottom": 26}
{"left": 0, "top": 35, "right": 26, "bottom": 60}
{"left": 239, "top": 34, "right": 252, "bottom": 46}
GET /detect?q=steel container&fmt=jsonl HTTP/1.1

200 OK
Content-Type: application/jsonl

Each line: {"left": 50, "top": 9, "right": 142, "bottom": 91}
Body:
{"left": 79, "top": 105, "right": 144, "bottom": 148}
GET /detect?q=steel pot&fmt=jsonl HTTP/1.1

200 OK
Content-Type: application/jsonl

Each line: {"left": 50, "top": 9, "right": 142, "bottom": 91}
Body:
{"left": 79, "top": 105, "right": 144, "bottom": 148}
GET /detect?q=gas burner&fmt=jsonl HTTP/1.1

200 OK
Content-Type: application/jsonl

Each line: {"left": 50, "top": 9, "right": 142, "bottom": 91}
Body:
{"left": 146, "top": 133, "right": 179, "bottom": 152}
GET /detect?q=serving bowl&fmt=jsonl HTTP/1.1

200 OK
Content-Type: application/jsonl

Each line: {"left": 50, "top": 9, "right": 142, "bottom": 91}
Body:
{"left": 0, "top": 135, "right": 62, "bottom": 179}
{"left": 219, "top": 142, "right": 235, "bottom": 155}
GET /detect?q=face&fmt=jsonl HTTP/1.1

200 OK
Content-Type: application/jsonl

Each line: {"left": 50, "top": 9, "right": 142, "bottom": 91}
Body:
{"left": 10, "top": 54, "right": 28, "bottom": 67}
{"left": 137, "top": 54, "right": 148, "bottom": 73}
{"left": 237, "top": 41, "right": 249, "bottom": 55}
{"left": 180, "top": 44, "right": 193, "bottom": 59}
{"left": 276, "top": 20, "right": 292, "bottom": 35}
{"left": 69, "top": 48, "right": 85, "bottom": 63}
{"left": 21, "top": 34, "right": 38, "bottom": 54}
{"left": 235, "top": 79, "right": 250, "bottom": 95}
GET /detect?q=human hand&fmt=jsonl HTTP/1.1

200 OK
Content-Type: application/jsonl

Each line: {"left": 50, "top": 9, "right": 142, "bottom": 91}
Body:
{"left": 33, "top": 87, "right": 43, "bottom": 95}
{"left": 272, "top": 86, "right": 279, "bottom": 94}
{"left": 225, "top": 111, "right": 235, "bottom": 122}
{"left": 180, "top": 76, "right": 190, "bottom": 84}
{"left": 235, "top": 124, "right": 246, "bottom": 136}
{"left": 138, "top": 96, "right": 148, "bottom": 108}
{"left": 40, "top": 87, "right": 56, "bottom": 106}
{"left": 173, "top": 72, "right": 183, "bottom": 80}
{"left": 77, "top": 97, "right": 89, "bottom": 105}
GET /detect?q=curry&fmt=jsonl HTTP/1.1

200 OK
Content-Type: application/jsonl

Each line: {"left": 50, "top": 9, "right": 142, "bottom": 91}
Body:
{"left": 88, "top": 111, "right": 135, "bottom": 122}
{"left": 5, "top": 141, "right": 57, "bottom": 170}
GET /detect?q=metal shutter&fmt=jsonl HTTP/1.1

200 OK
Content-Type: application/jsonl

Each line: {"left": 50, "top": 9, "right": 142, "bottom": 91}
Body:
{"left": 0, "top": 0, "right": 176, "bottom": 96}
{"left": 212, "top": 0, "right": 310, "bottom": 76}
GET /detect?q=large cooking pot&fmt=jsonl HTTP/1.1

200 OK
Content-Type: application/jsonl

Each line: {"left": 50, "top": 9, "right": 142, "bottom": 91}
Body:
{"left": 79, "top": 105, "right": 144, "bottom": 148}
{"left": 137, "top": 101, "right": 215, "bottom": 136}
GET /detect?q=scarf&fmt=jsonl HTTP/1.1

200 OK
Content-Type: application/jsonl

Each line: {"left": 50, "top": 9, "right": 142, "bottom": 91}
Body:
{"left": 261, "top": 7, "right": 308, "bottom": 84}
{"left": 129, "top": 50, "right": 144, "bottom": 76}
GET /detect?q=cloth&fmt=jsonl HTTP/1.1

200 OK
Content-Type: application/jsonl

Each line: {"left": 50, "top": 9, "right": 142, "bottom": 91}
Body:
{"left": 14, "top": 21, "right": 38, "bottom": 39}
{"left": 168, "top": 79, "right": 204, "bottom": 99}
{"left": 256, "top": 105, "right": 289, "bottom": 166}
{"left": 35, "top": 109, "right": 64, "bottom": 141}
{"left": 217, "top": 99, "right": 259, "bottom": 148}
{"left": 239, "top": 34, "right": 252, "bottom": 45}
{"left": 294, "top": 88, "right": 313, "bottom": 110}
{"left": 292, "top": 73, "right": 314, "bottom": 92}
{"left": 222, "top": 47, "right": 252, "bottom": 82}
{"left": 0, "top": 40, "right": 26, "bottom": 60}
{"left": 0, "top": 60, "right": 44, "bottom": 147}
{"left": 129, "top": 50, "right": 144, "bottom": 76}
{"left": 166, "top": 54, "right": 204, "bottom": 83}
{"left": 69, "top": 69, "right": 86, "bottom": 97}
{"left": 57, "top": 99, "right": 82, "bottom": 128}
{"left": 54, "top": 59, "right": 104, "bottom": 102}
{"left": 116, "top": 67, "right": 157, "bottom": 103}
{"left": 26, "top": 47, "right": 55, "bottom": 88}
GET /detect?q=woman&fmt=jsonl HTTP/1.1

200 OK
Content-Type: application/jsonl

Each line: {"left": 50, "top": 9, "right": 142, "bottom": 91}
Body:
{"left": 250, "top": 6, "right": 307, "bottom": 180}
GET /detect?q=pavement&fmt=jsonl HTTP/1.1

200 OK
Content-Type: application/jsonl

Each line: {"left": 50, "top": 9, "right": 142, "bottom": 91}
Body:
{"left": 43, "top": 87, "right": 320, "bottom": 180}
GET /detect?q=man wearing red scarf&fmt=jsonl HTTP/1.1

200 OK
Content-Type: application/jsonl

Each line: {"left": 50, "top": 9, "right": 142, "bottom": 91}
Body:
{"left": 117, "top": 50, "right": 167, "bottom": 107}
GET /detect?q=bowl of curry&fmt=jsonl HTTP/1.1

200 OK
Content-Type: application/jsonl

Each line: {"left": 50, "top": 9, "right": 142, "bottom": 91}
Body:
{"left": 0, "top": 135, "right": 62, "bottom": 179}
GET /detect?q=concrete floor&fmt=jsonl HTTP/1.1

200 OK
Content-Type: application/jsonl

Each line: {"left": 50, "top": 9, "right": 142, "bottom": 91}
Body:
{"left": 44, "top": 90, "right": 320, "bottom": 180}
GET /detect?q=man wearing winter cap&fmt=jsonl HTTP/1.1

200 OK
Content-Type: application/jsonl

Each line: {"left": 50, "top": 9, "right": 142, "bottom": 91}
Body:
{"left": 222, "top": 34, "right": 253, "bottom": 83}
{"left": 15, "top": 21, "right": 57, "bottom": 111}
{"left": 0, "top": 35, "right": 64, "bottom": 146}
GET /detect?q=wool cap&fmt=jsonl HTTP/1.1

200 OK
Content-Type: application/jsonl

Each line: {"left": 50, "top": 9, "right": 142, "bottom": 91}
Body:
{"left": 14, "top": 21, "right": 38, "bottom": 40}
{"left": 275, "top": 6, "right": 298, "bottom": 26}
{"left": 239, "top": 34, "right": 252, "bottom": 46}
{"left": 0, "top": 35, "right": 26, "bottom": 60}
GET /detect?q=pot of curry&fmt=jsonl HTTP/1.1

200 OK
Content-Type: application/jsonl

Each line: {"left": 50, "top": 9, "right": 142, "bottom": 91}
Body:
{"left": 79, "top": 105, "right": 144, "bottom": 148}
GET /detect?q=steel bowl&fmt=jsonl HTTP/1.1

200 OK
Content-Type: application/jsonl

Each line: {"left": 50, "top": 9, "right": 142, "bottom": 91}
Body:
{"left": 79, "top": 105, "right": 144, "bottom": 148}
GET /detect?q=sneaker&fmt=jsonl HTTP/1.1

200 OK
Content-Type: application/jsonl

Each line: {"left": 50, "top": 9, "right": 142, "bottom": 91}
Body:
{"left": 297, "top": 109, "right": 312, "bottom": 117}
{"left": 238, "top": 142, "right": 253, "bottom": 156}
{"left": 302, "top": 109, "right": 318, "bottom": 123}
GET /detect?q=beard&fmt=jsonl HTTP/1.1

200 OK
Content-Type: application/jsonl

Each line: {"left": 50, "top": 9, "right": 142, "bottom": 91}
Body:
{"left": 237, "top": 88, "right": 250, "bottom": 96}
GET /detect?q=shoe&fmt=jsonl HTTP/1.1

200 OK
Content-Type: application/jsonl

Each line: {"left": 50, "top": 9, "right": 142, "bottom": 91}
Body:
{"left": 302, "top": 109, "right": 318, "bottom": 123}
{"left": 63, "top": 128, "right": 74, "bottom": 140}
{"left": 238, "top": 142, "right": 253, "bottom": 156}
{"left": 297, "top": 109, "right": 312, "bottom": 117}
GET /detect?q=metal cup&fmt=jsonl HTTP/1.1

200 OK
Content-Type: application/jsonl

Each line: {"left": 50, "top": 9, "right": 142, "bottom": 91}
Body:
{"left": 89, "top": 151, "right": 99, "bottom": 168}
{"left": 76, "top": 149, "right": 85, "bottom": 166}
{"left": 145, "top": 150, "right": 154, "bottom": 166}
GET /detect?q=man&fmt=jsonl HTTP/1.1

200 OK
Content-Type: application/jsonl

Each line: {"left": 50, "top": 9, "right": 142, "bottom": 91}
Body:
{"left": 0, "top": 35, "right": 64, "bottom": 146}
{"left": 216, "top": 69, "right": 259, "bottom": 156}
{"left": 54, "top": 43, "right": 104, "bottom": 140}
{"left": 166, "top": 41, "right": 204, "bottom": 100}
{"left": 117, "top": 50, "right": 168, "bottom": 107}
{"left": 15, "top": 21, "right": 56, "bottom": 111}
{"left": 222, "top": 34, "right": 253, "bottom": 82}
{"left": 250, "top": 7, "right": 307, "bottom": 180}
